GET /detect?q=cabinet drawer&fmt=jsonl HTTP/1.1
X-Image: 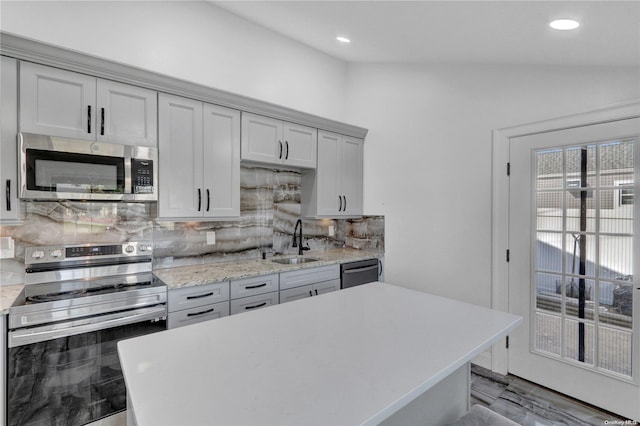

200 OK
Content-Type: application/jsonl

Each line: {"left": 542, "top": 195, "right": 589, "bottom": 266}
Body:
{"left": 168, "top": 281, "right": 230, "bottom": 312}
{"left": 279, "top": 264, "right": 339, "bottom": 290}
{"left": 314, "top": 279, "right": 341, "bottom": 295}
{"left": 230, "top": 274, "right": 279, "bottom": 299}
{"left": 280, "top": 285, "right": 313, "bottom": 304}
{"left": 168, "top": 301, "right": 230, "bottom": 329}
{"left": 230, "top": 291, "right": 278, "bottom": 315}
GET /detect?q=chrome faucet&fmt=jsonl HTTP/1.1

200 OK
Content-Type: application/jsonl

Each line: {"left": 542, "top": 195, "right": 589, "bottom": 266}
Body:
{"left": 292, "top": 219, "right": 310, "bottom": 256}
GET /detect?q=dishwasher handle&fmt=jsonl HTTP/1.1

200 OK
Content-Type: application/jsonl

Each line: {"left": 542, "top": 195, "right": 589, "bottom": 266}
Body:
{"left": 342, "top": 264, "right": 378, "bottom": 274}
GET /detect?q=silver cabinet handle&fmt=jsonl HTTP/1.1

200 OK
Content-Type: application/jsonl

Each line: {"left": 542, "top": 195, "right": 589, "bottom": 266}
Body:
{"left": 197, "top": 188, "right": 202, "bottom": 211}
{"left": 342, "top": 196, "right": 347, "bottom": 212}
{"left": 285, "top": 141, "right": 289, "bottom": 160}
{"left": 278, "top": 140, "right": 283, "bottom": 159}
{"left": 206, "top": 189, "right": 210, "bottom": 212}
{"left": 338, "top": 195, "right": 343, "bottom": 211}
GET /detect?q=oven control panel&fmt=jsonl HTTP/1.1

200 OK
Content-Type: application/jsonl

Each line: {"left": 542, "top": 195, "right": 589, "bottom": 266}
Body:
{"left": 25, "top": 241, "right": 152, "bottom": 264}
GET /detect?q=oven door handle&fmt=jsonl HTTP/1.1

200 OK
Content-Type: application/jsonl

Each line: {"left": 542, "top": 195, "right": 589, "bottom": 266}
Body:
{"left": 8, "top": 305, "right": 166, "bottom": 348}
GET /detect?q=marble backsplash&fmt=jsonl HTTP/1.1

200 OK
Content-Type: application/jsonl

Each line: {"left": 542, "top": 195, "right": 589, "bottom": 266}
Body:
{"left": 0, "top": 166, "right": 384, "bottom": 283}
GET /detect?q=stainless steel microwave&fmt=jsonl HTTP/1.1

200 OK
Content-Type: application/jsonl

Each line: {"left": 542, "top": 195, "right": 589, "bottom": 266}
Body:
{"left": 18, "top": 132, "right": 157, "bottom": 201}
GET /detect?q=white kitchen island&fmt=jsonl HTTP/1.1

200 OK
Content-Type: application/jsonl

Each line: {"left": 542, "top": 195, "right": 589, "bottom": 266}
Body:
{"left": 118, "top": 282, "right": 521, "bottom": 426}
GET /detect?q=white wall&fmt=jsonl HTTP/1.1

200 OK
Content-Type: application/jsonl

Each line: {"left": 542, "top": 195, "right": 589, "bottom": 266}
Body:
{"left": 0, "top": 1, "right": 347, "bottom": 120}
{"left": 3, "top": 1, "right": 639, "bottom": 309}
{"left": 346, "top": 63, "right": 639, "bottom": 307}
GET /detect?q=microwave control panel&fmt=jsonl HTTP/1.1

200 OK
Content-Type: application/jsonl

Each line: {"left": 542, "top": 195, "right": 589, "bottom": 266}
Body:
{"left": 131, "top": 158, "right": 154, "bottom": 194}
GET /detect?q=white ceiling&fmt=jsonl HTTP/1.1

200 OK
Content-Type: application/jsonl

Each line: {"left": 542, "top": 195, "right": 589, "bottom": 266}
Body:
{"left": 212, "top": 1, "right": 640, "bottom": 66}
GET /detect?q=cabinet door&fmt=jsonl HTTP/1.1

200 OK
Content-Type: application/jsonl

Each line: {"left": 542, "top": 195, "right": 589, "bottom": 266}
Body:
{"left": 316, "top": 131, "right": 341, "bottom": 216}
{"left": 96, "top": 79, "right": 157, "bottom": 147}
{"left": 312, "top": 279, "right": 341, "bottom": 296}
{"left": 158, "top": 93, "right": 204, "bottom": 218}
{"left": 203, "top": 103, "right": 240, "bottom": 217}
{"left": 283, "top": 122, "right": 317, "bottom": 168}
{"left": 340, "top": 137, "right": 364, "bottom": 216}
{"left": 1, "top": 57, "right": 20, "bottom": 223}
{"left": 240, "top": 112, "right": 283, "bottom": 165}
{"left": 280, "top": 285, "right": 313, "bottom": 304}
{"left": 19, "top": 61, "right": 96, "bottom": 140}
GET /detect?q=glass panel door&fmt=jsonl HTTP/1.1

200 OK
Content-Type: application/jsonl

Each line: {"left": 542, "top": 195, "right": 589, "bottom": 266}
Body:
{"left": 534, "top": 139, "right": 634, "bottom": 377}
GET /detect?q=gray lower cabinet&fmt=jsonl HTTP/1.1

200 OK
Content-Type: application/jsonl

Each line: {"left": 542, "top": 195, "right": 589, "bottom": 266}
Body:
{"left": 168, "top": 281, "right": 230, "bottom": 329}
{"left": 230, "top": 274, "right": 279, "bottom": 315}
{"left": 279, "top": 264, "right": 340, "bottom": 304}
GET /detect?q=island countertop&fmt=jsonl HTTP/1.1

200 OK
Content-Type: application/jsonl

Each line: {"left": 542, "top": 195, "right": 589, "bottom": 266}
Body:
{"left": 118, "top": 282, "right": 521, "bottom": 426}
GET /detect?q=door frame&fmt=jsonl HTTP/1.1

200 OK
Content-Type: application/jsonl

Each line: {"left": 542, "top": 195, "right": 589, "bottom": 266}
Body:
{"left": 490, "top": 99, "right": 640, "bottom": 375}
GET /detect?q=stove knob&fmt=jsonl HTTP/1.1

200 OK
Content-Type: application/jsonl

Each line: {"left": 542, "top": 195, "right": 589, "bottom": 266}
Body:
{"left": 125, "top": 245, "right": 135, "bottom": 254}
{"left": 31, "top": 250, "right": 45, "bottom": 259}
{"left": 50, "top": 249, "right": 62, "bottom": 258}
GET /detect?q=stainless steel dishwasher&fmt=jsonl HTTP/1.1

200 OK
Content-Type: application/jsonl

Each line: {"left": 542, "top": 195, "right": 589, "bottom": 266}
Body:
{"left": 340, "top": 258, "right": 382, "bottom": 289}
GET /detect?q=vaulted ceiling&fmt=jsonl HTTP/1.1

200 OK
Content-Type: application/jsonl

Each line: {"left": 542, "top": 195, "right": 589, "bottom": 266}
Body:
{"left": 212, "top": 1, "right": 640, "bottom": 66}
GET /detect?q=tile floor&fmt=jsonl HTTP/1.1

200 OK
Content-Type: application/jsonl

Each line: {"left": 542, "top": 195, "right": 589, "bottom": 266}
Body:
{"left": 471, "top": 364, "right": 633, "bottom": 425}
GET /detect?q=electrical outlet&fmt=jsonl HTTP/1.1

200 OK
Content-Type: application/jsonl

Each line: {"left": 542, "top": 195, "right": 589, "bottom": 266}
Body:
{"left": 0, "top": 237, "right": 15, "bottom": 259}
{"left": 206, "top": 231, "right": 216, "bottom": 245}
{"left": 328, "top": 226, "right": 335, "bottom": 237}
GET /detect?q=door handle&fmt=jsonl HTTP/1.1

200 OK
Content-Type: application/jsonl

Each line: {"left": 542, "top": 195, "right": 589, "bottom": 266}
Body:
{"left": 197, "top": 188, "right": 202, "bottom": 212}
{"left": 87, "top": 105, "right": 91, "bottom": 133}
{"left": 245, "top": 302, "right": 267, "bottom": 310}
{"left": 5, "top": 179, "right": 10, "bottom": 211}
{"left": 285, "top": 141, "right": 289, "bottom": 160}
{"left": 338, "top": 195, "right": 342, "bottom": 211}
{"left": 343, "top": 196, "right": 347, "bottom": 212}
{"left": 278, "top": 141, "right": 283, "bottom": 159}
{"left": 206, "top": 189, "right": 210, "bottom": 212}
{"left": 100, "top": 107, "right": 105, "bottom": 135}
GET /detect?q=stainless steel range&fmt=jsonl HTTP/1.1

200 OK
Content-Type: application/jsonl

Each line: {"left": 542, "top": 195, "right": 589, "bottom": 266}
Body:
{"left": 7, "top": 241, "right": 167, "bottom": 426}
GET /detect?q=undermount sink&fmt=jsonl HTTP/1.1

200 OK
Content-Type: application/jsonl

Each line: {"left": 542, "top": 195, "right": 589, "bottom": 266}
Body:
{"left": 271, "top": 257, "right": 319, "bottom": 265}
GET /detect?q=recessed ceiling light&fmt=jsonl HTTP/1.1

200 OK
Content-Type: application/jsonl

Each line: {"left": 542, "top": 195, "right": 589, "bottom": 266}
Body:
{"left": 336, "top": 36, "right": 351, "bottom": 43}
{"left": 549, "top": 19, "right": 580, "bottom": 31}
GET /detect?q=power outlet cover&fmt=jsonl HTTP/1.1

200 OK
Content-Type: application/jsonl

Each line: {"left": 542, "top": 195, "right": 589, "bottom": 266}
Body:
{"left": 0, "top": 237, "right": 15, "bottom": 259}
{"left": 206, "top": 231, "right": 216, "bottom": 245}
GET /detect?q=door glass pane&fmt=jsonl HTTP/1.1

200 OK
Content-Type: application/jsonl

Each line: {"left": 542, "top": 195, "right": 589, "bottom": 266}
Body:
{"left": 534, "top": 139, "right": 635, "bottom": 378}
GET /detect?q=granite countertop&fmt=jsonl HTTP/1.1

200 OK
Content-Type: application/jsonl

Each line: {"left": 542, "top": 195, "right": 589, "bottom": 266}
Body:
{"left": 0, "top": 285, "right": 25, "bottom": 314}
{"left": 154, "top": 248, "right": 383, "bottom": 290}
{"left": 0, "top": 249, "right": 383, "bottom": 313}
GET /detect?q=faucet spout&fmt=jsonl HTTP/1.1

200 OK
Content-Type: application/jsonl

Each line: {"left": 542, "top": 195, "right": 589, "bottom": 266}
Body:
{"left": 292, "top": 219, "right": 309, "bottom": 256}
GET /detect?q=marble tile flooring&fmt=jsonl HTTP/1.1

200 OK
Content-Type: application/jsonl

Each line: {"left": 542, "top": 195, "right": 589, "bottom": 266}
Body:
{"left": 471, "top": 365, "right": 631, "bottom": 425}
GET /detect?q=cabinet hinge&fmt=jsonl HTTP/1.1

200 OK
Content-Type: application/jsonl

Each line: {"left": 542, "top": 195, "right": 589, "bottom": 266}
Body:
{"left": 506, "top": 249, "right": 510, "bottom": 262}
{"left": 507, "top": 162, "right": 511, "bottom": 176}
{"left": 506, "top": 336, "right": 509, "bottom": 349}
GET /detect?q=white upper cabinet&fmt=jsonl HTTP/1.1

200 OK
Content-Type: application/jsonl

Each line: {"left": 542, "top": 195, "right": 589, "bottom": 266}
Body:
{"left": 241, "top": 112, "right": 317, "bottom": 168}
{"left": 96, "top": 79, "right": 157, "bottom": 146}
{"left": 19, "top": 61, "right": 157, "bottom": 147}
{"left": 301, "top": 130, "right": 363, "bottom": 218}
{"left": 158, "top": 93, "right": 240, "bottom": 220}
{"left": 1, "top": 56, "right": 20, "bottom": 223}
